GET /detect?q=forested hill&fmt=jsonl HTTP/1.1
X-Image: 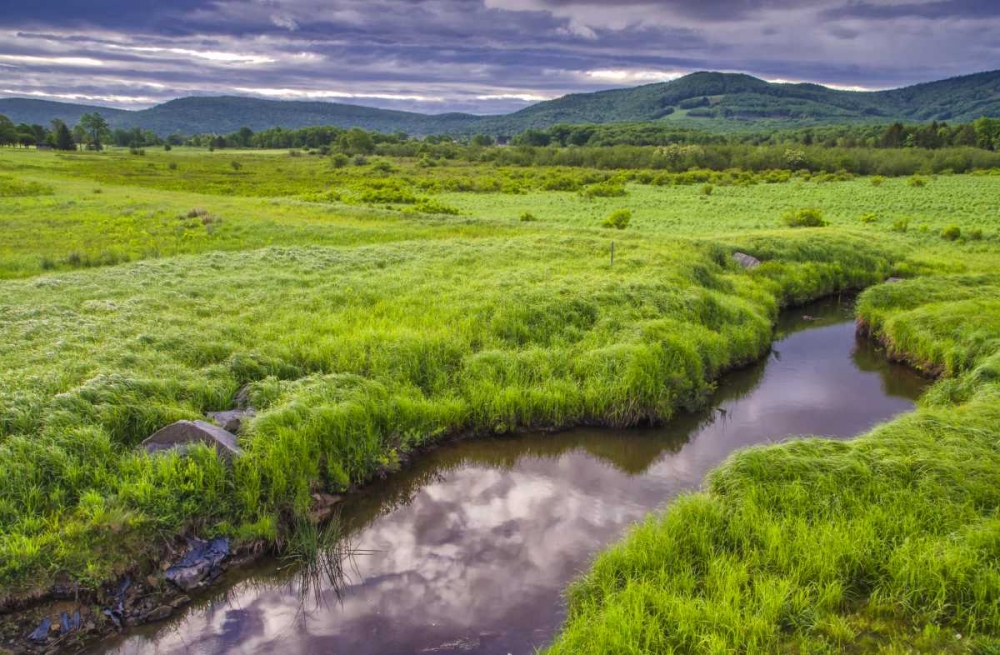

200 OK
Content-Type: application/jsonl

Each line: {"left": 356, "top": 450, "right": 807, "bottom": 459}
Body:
{"left": 2, "top": 70, "right": 999, "bottom": 136}
{"left": 0, "top": 96, "right": 480, "bottom": 137}
{"left": 480, "top": 70, "right": 1000, "bottom": 131}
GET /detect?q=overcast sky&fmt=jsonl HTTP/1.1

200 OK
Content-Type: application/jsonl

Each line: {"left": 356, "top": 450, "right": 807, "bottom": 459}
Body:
{"left": 1, "top": 0, "right": 999, "bottom": 114}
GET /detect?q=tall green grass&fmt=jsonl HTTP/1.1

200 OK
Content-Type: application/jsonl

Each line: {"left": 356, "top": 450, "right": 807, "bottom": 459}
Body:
{"left": 547, "top": 265, "right": 1000, "bottom": 654}
{"left": 2, "top": 145, "right": 1000, "bottom": 655}
{"left": 0, "top": 229, "right": 887, "bottom": 593}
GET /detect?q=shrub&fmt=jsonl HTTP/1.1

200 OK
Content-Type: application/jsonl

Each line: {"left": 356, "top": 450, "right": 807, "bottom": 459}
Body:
{"left": 781, "top": 208, "right": 827, "bottom": 228}
{"left": 358, "top": 186, "right": 417, "bottom": 205}
{"left": 163, "top": 144, "right": 172, "bottom": 151}
{"left": 907, "top": 174, "right": 929, "bottom": 188}
{"left": 353, "top": 155, "right": 368, "bottom": 166}
{"left": 288, "top": 150, "right": 302, "bottom": 157}
{"left": 168, "top": 162, "right": 178, "bottom": 171}
{"left": 968, "top": 227, "right": 984, "bottom": 241}
{"left": 891, "top": 218, "right": 910, "bottom": 233}
{"left": 940, "top": 224, "right": 961, "bottom": 241}
{"left": 230, "top": 160, "right": 242, "bottom": 171}
{"left": 370, "top": 160, "right": 396, "bottom": 174}
{"left": 541, "top": 175, "right": 585, "bottom": 192}
{"left": 859, "top": 212, "right": 878, "bottom": 224}
{"left": 520, "top": 211, "right": 537, "bottom": 222}
{"left": 700, "top": 183, "right": 714, "bottom": 196}
{"left": 580, "top": 183, "right": 627, "bottom": 199}
{"left": 330, "top": 153, "right": 349, "bottom": 168}
{"left": 784, "top": 148, "right": 807, "bottom": 169}
{"left": 0, "top": 176, "right": 54, "bottom": 197}
{"left": 870, "top": 175, "right": 886, "bottom": 187}
{"left": 602, "top": 209, "right": 632, "bottom": 230}
{"left": 410, "top": 198, "right": 460, "bottom": 215}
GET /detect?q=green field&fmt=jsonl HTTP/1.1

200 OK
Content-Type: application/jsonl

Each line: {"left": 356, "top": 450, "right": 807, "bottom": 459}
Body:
{"left": 2, "top": 147, "right": 1000, "bottom": 651}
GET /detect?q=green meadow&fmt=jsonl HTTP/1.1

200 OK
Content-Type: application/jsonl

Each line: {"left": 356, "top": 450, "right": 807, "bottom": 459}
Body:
{"left": 2, "top": 147, "right": 1000, "bottom": 651}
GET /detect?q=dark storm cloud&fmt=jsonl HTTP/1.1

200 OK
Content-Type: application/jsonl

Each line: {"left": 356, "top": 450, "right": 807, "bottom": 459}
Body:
{"left": 0, "top": 0, "right": 998, "bottom": 112}
{"left": 1, "top": 0, "right": 210, "bottom": 32}
{"left": 823, "top": 0, "right": 1000, "bottom": 20}
{"left": 498, "top": 0, "right": 831, "bottom": 21}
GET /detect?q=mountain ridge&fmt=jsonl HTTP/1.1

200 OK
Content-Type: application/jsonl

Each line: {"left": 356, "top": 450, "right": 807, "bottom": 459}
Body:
{"left": 2, "top": 70, "right": 999, "bottom": 136}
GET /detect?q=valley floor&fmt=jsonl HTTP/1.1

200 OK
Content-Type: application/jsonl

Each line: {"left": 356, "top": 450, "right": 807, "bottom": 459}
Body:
{"left": 1, "top": 148, "right": 999, "bottom": 652}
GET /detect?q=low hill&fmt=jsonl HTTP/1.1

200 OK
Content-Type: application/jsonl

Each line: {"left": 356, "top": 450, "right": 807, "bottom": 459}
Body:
{"left": 0, "top": 99, "right": 132, "bottom": 129}
{"left": 0, "top": 96, "right": 480, "bottom": 136}
{"left": 2, "top": 70, "right": 998, "bottom": 136}
{"left": 117, "top": 96, "right": 481, "bottom": 135}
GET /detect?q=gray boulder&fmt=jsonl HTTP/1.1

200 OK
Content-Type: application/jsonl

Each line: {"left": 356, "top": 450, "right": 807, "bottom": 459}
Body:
{"left": 28, "top": 617, "right": 51, "bottom": 643}
{"left": 143, "top": 605, "right": 173, "bottom": 622}
{"left": 165, "top": 538, "right": 230, "bottom": 591}
{"left": 309, "top": 492, "right": 345, "bottom": 522}
{"left": 206, "top": 408, "right": 255, "bottom": 434}
{"left": 233, "top": 384, "right": 254, "bottom": 410}
{"left": 142, "top": 420, "right": 242, "bottom": 460}
{"left": 733, "top": 252, "right": 761, "bottom": 269}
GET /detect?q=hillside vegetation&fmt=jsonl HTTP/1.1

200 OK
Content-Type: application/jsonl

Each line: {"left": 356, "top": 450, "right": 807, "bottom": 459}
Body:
{"left": 1, "top": 70, "right": 999, "bottom": 136}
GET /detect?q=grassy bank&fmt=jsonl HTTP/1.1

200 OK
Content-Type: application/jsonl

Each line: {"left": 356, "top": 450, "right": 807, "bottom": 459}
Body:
{"left": 1, "top": 147, "right": 999, "bottom": 639}
{"left": 546, "top": 270, "right": 1000, "bottom": 652}
{"left": 0, "top": 231, "right": 889, "bottom": 594}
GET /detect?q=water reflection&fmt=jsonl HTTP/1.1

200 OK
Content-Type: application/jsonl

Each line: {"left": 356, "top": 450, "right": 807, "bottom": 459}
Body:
{"left": 92, "top": 298, "right": 928, "bottom": 655}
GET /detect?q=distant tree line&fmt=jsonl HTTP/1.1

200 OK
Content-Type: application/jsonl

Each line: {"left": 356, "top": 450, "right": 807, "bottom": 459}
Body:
{"left": 510, "top": 118, "right": 1000, "bottom": 151}
{"left": 184, "top": 126, "right": 449, "bottom": 152}
{"left": 0, "top": 112, "right": 124, "bottom": 151}
{"left": 478, "top": 143, "right": 1000, "bottom": 175}
{"left": 4, "top": 111, "right": 999, "bottom": 176}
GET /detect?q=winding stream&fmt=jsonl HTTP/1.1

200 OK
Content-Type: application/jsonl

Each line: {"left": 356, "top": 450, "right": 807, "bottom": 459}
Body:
{"left": 91, "top": 297, "right": 928, "bottom": 655}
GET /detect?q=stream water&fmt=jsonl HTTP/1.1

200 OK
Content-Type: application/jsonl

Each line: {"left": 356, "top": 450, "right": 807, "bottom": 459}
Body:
{"left": 91, "top": 297, "right": 928, "bottom": 655}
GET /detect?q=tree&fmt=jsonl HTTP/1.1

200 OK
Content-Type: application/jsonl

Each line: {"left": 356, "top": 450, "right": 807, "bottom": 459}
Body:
{"left": 0, "top": 114, "right": 16, "bottom": 147}
{"left": 341, "top": 128, "right": 375, "bottom": 155}
{"left": 514, "top": 129, "right": 551, "bottom": 147}
{"left": 880, "top": 122, "right": 905, "bottom": 148}
{"left": 54, "top": 122, "right": 76, "bottom": 150}
{"left": 235, "top": 126, "right": 254, "bottom": 148}
{"left": 15, "top": 123, "right": 38, "bottom": 147}
{"left": 565, "top": 126, "right": 596, "bottom": 147}
{"left": 77, "top": 112, "right": 110, "bottom": 150}
{"left": 954, "top": 124, "right": 978, "bottom": 147}
{"left": 974, "top": 118, "right": 1000, "bottom": 151}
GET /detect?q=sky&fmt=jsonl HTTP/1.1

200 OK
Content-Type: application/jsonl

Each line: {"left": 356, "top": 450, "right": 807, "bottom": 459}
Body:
{"left": 1, "top": 0, "right": 999, "bottom": 114}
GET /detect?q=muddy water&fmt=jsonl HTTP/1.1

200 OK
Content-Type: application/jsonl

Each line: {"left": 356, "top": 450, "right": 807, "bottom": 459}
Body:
{"left": 92, "top": 298, "right": 928, "bottom": 655}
